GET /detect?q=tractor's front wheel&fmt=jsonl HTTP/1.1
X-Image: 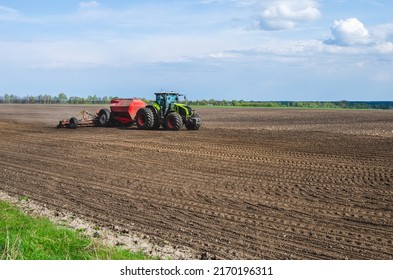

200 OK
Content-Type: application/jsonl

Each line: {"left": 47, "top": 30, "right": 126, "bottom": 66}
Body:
{"left": 136, "top": 107, "right": 154, "bottom": 129}
{"left": 185, "top": 113, "right": 201, "bottom": 130}
{"left": 165, "top": 112, "right": 182, "bottom": 131}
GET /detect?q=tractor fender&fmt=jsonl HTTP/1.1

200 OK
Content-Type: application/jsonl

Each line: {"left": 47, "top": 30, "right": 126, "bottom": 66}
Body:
{"left": 173, "top": 103, "right": 192, "bottom": 117}
{"left": 146, "top": 104, "right": 158, "bottom": 115}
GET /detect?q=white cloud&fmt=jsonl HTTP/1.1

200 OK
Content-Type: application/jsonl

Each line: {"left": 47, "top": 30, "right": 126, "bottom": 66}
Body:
{"left": 207, "top": 51, "right": 239, "bottom": 59}
{"left": 0, "top": 5, "right": 22, "bottom": 21}
{"left": 233, "top": 0, "right": 260, "bottom": 7}
{"left": 0, "top": 32, "right": 238, "bottom": 69}
{"left": 371, "top": 72, "right": 391, "bottom": 82}
{"left": 200, "top": 0, "right": 225, "bottom": 4}
{"left": 0, "top": 5, "right": 42, "bottom": 23}
{"left": 324, "top": 18, "right": 393, "bottom": 56}
{"left": 374, "top": 42, "right": 393, "bottom": 54}
{"left": 78, "top": 1, "right": 100, "bottom": 10}
{"left": 325, "top": 18, "right": 371, "bottom": 46}
{"left": 371, "top": 23, "right": 393, "bottom": 43}
{"left": 0, "top": 6, "right": 18, "bottom": 14}
{"left": 257, "top": 0, "right": 321, "bottom": 30}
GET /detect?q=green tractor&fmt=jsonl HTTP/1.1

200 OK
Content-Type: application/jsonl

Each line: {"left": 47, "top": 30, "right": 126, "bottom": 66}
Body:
{"left": 136, "top": 92, "right": 201, "bottom": 131}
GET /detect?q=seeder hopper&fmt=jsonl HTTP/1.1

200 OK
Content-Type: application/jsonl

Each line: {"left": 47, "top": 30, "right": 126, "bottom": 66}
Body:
{"left": 57, "top": 98, "right": 146, "bottom": 129}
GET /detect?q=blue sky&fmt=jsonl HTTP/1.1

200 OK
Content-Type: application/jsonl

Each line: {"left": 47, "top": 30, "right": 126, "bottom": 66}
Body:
{"left": 0, "top": 0, "right": 392, "bottom": 101}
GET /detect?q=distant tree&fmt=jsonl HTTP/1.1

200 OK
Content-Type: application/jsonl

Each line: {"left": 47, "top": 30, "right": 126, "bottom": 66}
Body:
{"left": 11, "top": 95, "right": 20, "bottom": 103}
{"left": 208, "top": 98, "right": 217, "bottom": 106}
{"left": 231, "top": 100, "right": 239, "bottom": 106}
{"left": 4, "top": 94, "right": 10, "bottom": 103}
{"left": 37, "top": 95, "right": 44, "bottom": 104}
{"left": 45, "top": 94, "right": 52, "bottom": 104}
{"left": 92, "top": 95, "right": 98, "bottom": 104}
{"left": 139, "top": 98, "right": 149, "bottom": 104}
{"left": 199, "top": 99, "right": 208, "bottom": 106}
{"left": 102, "top": 96, "right": 110, "bottom": 103}
{"left": 20, "top": 96, "right": 27, "bottom": 103}
{"left": 339, "top": 100, "right": 349, "bottom": 108}
{"left": 58, "top": 93, "right": 68, "bottom": 104}
{"left": 69, "top": 96, "right": 85, "bottom": 104}
{"left": 69, "top": 97, "right": 76, "bottom": 104}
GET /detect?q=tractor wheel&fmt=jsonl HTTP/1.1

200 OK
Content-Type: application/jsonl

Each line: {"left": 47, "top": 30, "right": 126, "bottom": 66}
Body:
{"left": 109, "top": 118, "right": 119, "bottom": 127}
{"left": 152, "top": 110, "right": 160, "bottom": 130}
{"left": 186, "top": 113, "right": 201, "bottom": 130}
{"left": 136, "top": 107, "right": 154, "bottom": 129}
{"left": 69, "top": 117, "right": 78, "bottom": 129}
{"left": 165, "top": 112, "right": 182, "bottom": 131}
{"left": 97, "top": 108, "right": 111, "bottom": 127}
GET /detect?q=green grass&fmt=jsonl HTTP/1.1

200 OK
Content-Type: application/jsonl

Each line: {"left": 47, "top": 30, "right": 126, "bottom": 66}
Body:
{"left": 0, "top": 200, "right": 153, "bottom": 260}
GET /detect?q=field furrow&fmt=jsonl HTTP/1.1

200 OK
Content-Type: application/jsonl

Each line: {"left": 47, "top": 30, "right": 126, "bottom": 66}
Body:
{"left": 1, "top": 105, "right": 393, "bottom": 259}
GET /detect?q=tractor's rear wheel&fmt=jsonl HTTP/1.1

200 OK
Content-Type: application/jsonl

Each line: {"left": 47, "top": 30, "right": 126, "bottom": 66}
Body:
{"left": 97, "top": 108, "right": 111, "bottom": 127}
{"left": 185, "top": 113, "right": 201, "bottom": 130}
{"left": 165, "top": 112, "right": 182, "bottom": 131}
{"left": 69, "top": 117, "right": 78, "bottom": 129}
{"left": 136, "top": 107, "right": 154, "bottom": 129}
{"left": 152, "top": 110, "right": 160, "bottom": 130}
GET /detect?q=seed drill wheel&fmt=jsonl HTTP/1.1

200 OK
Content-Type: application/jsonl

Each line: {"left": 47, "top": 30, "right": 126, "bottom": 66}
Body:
{"left": 97, "top": 108, "right": 111, "bottom": 127}
{"left": 69, "top": 117, "right": 78, "bottom": 129}
{"left": 165, "top": 112, "right": 182, "bottom": 131}
{"left": 136, "top": 107, "right": 154, "bottom": 129}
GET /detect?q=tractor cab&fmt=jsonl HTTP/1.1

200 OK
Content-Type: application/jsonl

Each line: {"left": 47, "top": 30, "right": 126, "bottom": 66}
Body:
{"left": 154, "top": 92, "right": 182, "bottom": 113}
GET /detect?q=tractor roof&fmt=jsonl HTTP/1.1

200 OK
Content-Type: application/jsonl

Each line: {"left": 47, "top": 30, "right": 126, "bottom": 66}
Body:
{"left": 154, "top": 91, "right": 183, "bottom": 96}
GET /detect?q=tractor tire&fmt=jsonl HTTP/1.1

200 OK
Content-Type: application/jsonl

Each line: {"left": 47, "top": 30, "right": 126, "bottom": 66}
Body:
{"left": 136, "top": 107, "right": 154, "bottom": 129}
{"left": 109, "top": 118, "right": 119, "bottom": 127}
{"left": 69, "top": 117, "right": 78, "bottom": 129}
{"left": 165, "top": 112, "right": 182, "bottom": 131}
{"left": 186, "top": 113, "right": 201, "bottom": 130}
{"left": 152, "top": 110, "right": 160, "bottom": 130}
{"left": 97, "top": 108, "right": 111, "bottom": 127}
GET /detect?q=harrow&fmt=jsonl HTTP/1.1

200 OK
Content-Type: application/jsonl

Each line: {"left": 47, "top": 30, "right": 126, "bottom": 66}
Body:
{"left": 57, "top": 109, "right": 98, "bottom": 129}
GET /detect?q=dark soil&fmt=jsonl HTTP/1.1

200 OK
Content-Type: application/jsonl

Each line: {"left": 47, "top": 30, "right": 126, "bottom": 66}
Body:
{"left": 0, "top": 104, "right": 392, "bottom": 259}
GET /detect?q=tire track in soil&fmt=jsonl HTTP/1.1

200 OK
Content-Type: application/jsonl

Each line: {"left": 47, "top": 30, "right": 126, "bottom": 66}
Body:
{"left": 1, "top": 110, "right": 393, "bottom": 259}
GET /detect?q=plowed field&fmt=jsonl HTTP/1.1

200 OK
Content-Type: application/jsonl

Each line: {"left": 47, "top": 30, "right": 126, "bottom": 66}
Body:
{"left": 1, "top": 104, "right": 393, "bottom": 259}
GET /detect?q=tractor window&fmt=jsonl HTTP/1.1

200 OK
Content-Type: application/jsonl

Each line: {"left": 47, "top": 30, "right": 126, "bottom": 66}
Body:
{"left": 167, "top": 95, "right": 176, "bottom": 104}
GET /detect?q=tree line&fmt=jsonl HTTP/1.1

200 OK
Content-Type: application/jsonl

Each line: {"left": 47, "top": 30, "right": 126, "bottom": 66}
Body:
{"left": 189, "top": 100, "right": 393, "bottom": 109}
{"left": 0, "top": 93, "right": 119, "bottom": 104}
{"left": 0, "top": 93, "right": 392, "bottom": 109}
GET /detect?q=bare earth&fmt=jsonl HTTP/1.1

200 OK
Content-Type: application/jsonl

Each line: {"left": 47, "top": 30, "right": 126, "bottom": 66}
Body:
{"left": 0, "top": 104, "right": 392, "bottom": 259}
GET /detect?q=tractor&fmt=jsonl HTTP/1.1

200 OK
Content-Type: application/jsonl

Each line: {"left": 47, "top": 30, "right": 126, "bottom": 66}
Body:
{"left": 136, "top": 92, "right": 201, "bottom": 131}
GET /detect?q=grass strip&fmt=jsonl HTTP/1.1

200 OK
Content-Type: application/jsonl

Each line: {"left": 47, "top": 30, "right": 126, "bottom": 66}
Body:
{"left": 0, "top": 200, "right": 152, "bottom": 260}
